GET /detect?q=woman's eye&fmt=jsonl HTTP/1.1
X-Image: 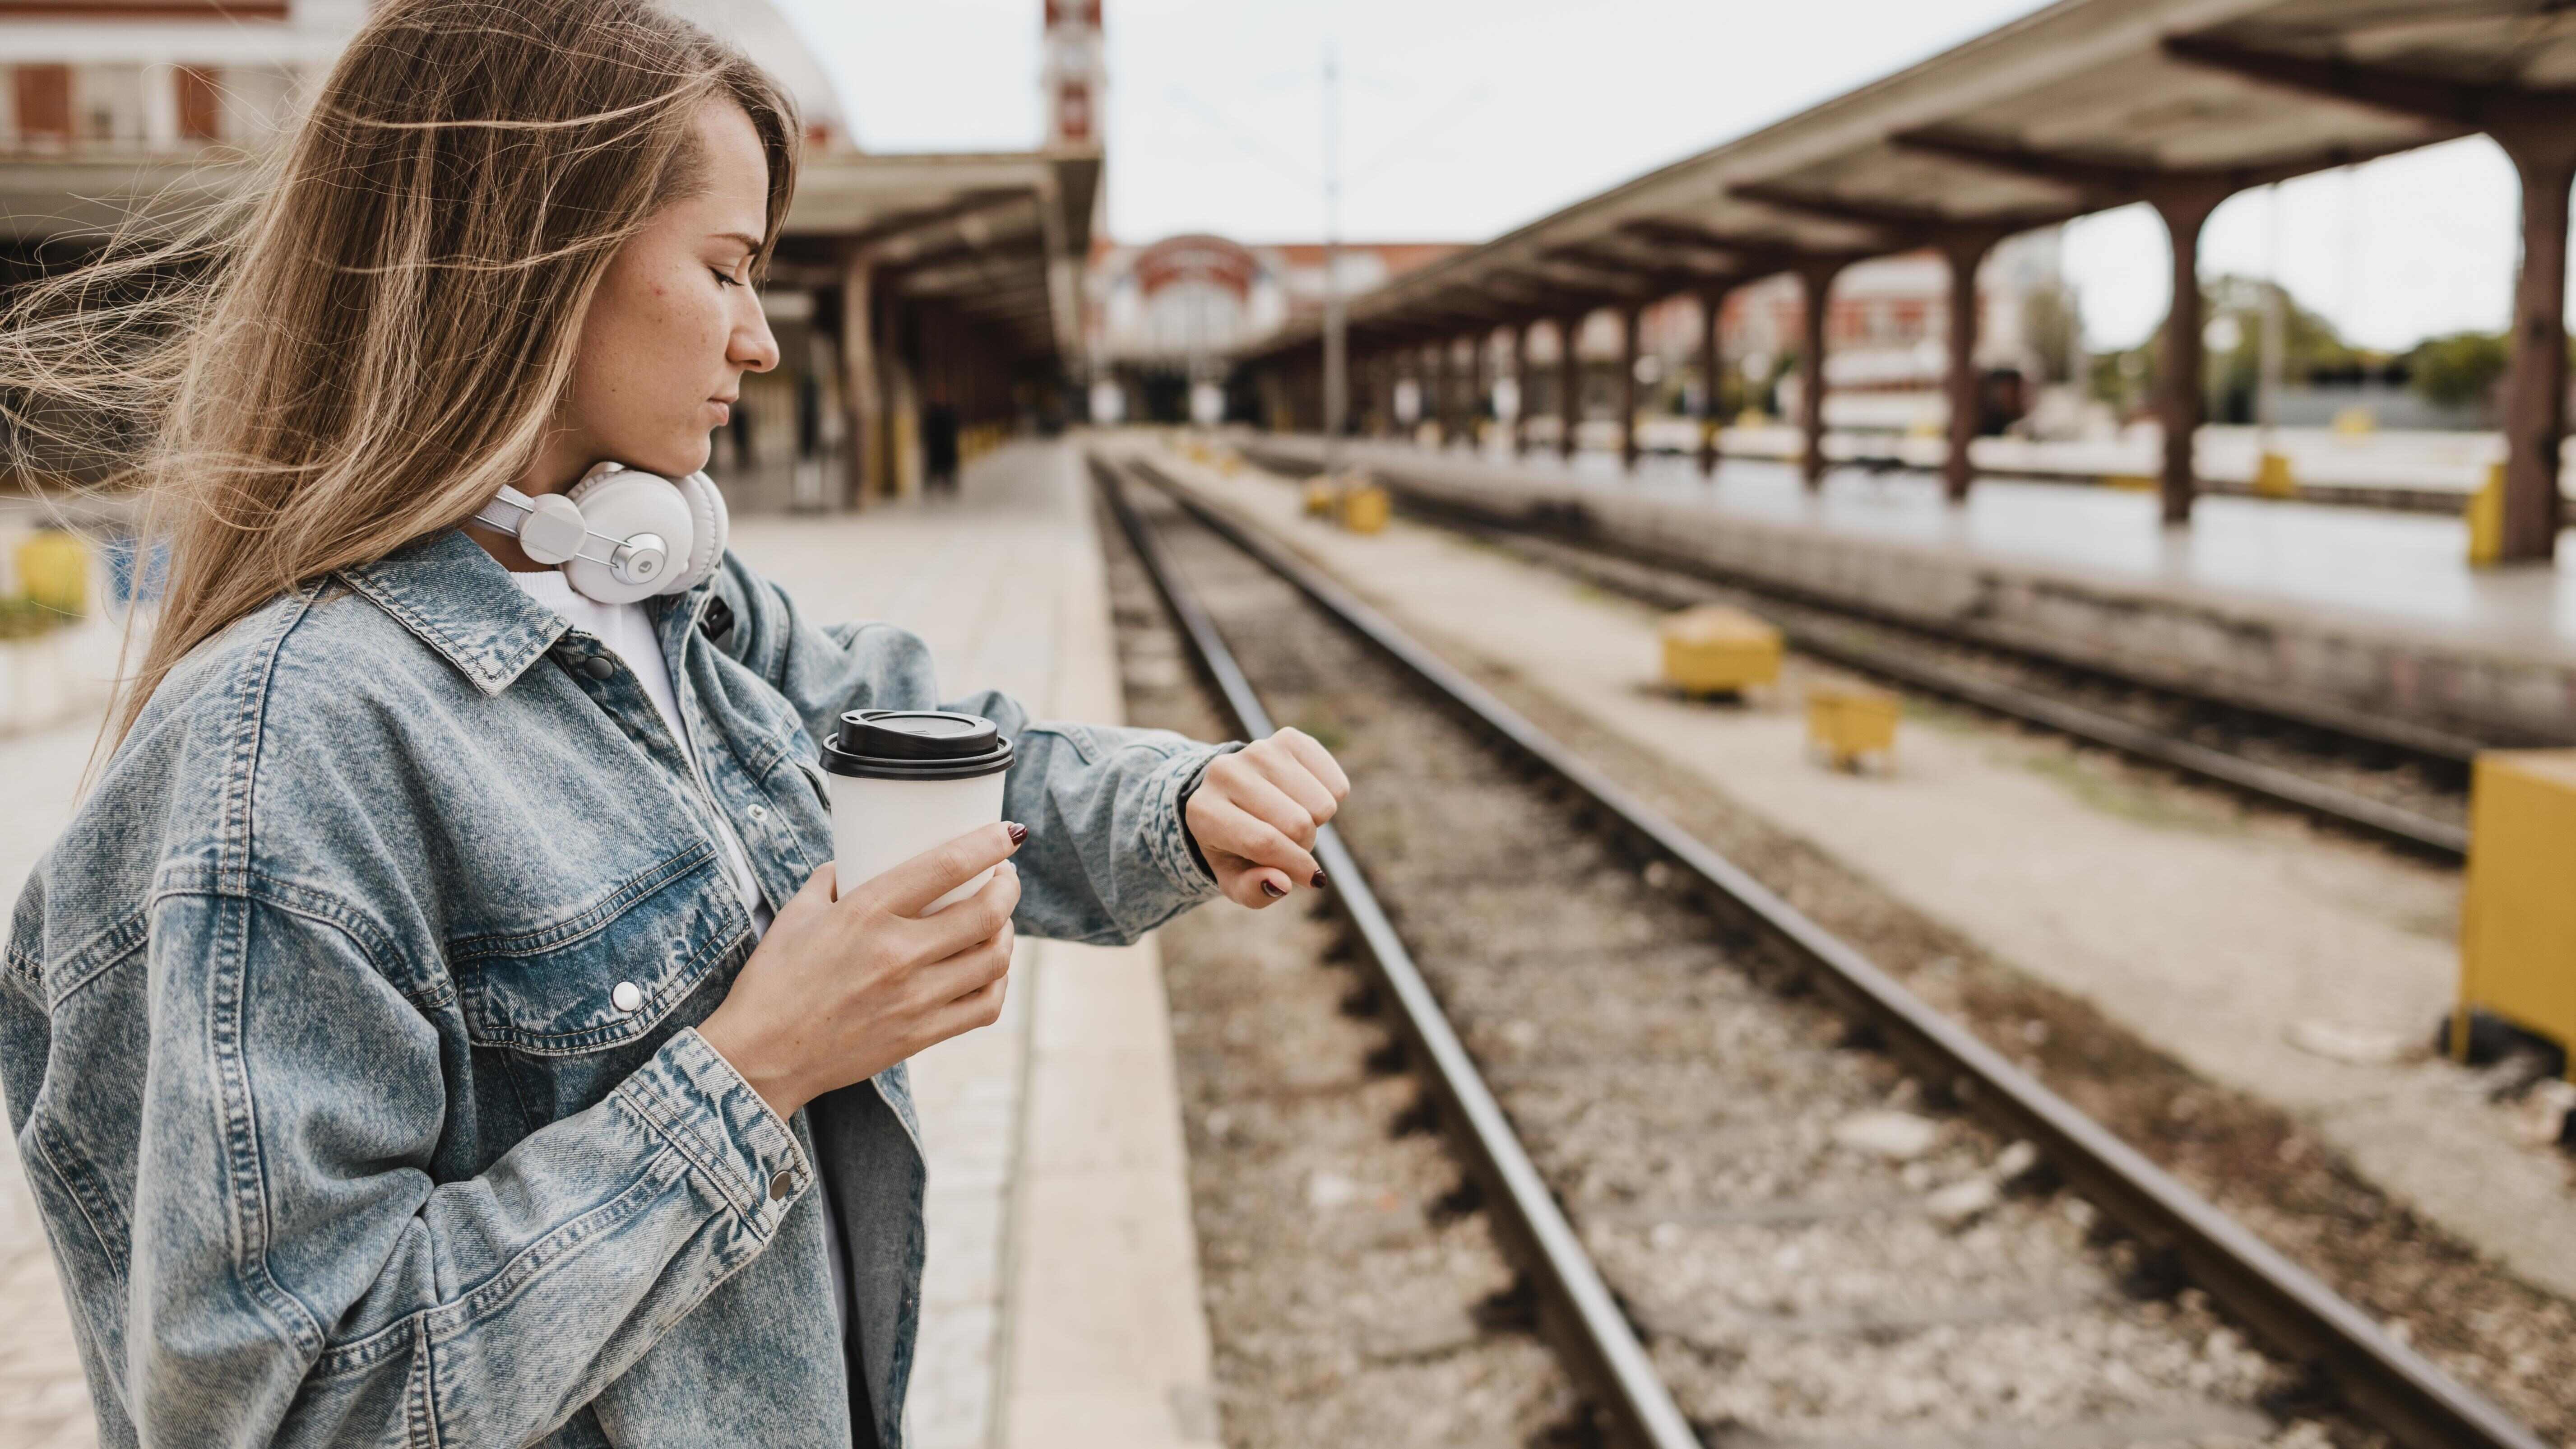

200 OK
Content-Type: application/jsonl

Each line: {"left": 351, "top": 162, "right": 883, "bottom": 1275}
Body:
{"left": 711, "top": 269, "right": 741, "bottom": 288}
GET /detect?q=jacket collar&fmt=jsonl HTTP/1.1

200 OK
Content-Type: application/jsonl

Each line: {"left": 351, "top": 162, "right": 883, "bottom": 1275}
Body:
{"left": 337, "top": 529, "right": 570, "bottom": 696}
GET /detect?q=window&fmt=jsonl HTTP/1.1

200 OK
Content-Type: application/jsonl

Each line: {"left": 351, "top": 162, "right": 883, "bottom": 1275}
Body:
{"left": 14, "top": 64, "right": 71, "bottom": 143}
{"left": 176, "top": 65, "right": 219, "bottom": 141}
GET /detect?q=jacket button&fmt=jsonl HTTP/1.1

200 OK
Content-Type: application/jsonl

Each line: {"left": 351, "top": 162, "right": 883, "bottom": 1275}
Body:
{"left": 769, "top": 1171, "right": 794, "bottom": 1201}
{"left": 747, "top": 804, "right": 768, "bottom": 822}
{"left": 584, "top": 655, "right": 617, "bottom": 681}
{"left": 610, "top": 981, "right": 643, "bottom": 1013}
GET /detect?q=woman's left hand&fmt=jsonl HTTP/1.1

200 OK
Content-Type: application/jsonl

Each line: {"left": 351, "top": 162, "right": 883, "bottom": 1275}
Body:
{"left": 1185, "top": 727, "right": 1351, "bottom": 908}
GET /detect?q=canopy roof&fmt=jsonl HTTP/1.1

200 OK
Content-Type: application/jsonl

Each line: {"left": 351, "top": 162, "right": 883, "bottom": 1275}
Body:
{"left": 1243, "top": 0, "right": 2570, "bottom": 358}
{"left": 770, "top": 149, "right": 1101, "bottom": 367}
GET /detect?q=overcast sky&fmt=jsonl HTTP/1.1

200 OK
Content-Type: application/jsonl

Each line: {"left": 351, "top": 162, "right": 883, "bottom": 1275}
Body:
{"left": 773, "top": 0, "right": 2534, "bottom": 355}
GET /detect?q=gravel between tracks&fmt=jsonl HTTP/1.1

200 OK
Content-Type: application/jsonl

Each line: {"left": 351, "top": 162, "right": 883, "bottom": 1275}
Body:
{"left": 1112, "top": 483, "right": 2363, "bottom": 1448}
{"left": 1102, "top": 497, "right": 1587, "bottom": 1448}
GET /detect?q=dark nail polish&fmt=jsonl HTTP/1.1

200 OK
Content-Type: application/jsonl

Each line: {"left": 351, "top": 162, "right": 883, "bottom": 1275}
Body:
{"left": 1310, "top": 871, "right": 1330, "bottom": 891}
{"left": 1260, "top": 879, "right": 1287, "bottom": 899}
{"left": 1005, "top": 822, "right": 1028, "bottom": 846}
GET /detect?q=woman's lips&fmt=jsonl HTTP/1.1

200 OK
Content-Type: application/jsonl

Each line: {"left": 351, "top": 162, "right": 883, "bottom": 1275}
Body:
{"left": 707, "top": 399, "right": 732, "bottom": 423}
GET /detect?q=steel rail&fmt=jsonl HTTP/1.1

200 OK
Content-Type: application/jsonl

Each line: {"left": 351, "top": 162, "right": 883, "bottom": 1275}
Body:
{"left": 1240, "top": 442, "right": 2475, "bottom": 862}
{"left": 1089, "top": 457, "right": 1703, "bottom": 1449}
{"left": 1104, "top": 448, "right": 2548, "bottom": 1449}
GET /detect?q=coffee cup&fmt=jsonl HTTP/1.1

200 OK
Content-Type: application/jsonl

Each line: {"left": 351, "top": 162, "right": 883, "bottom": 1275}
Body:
{"left": 821, "top": 709, "right": 1015, "bottom": 913}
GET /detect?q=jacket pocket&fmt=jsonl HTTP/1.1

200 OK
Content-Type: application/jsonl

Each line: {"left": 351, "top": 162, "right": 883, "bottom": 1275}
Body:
{"left": 448, "top": 845, "right": 746, "bottom": 1057}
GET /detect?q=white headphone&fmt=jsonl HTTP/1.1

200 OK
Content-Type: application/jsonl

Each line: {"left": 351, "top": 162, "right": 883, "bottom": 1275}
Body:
{"left": 472, "top": 461, "right": 730, "bottom": 605}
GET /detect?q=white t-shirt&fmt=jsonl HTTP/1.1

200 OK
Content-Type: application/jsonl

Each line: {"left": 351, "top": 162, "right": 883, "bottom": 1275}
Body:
{"left": 509, "top": 572, "right": 858, "bottom": 1338}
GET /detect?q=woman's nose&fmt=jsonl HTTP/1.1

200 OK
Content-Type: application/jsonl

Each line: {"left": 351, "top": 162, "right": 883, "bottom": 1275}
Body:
{"left": 735, "top": 299, "right": 781, "bottom": 374}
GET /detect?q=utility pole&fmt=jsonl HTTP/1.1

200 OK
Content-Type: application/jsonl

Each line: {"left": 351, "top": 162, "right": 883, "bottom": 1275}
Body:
{"left": 1321, "top": 42, "right": 1347, "bottom": 481}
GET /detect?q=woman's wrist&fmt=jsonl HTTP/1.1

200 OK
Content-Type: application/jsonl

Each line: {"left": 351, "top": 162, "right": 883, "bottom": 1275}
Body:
{"left": 696, "top": 1010, "right": 808, "bottom": 1121}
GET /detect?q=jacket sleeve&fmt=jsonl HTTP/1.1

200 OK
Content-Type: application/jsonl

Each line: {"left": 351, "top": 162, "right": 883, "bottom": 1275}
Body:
{"left": 130, "top": 887, "right": 811, "bottom": 1449}
{"left": 706, "top": 553, "right": 1229, "bottom": 945}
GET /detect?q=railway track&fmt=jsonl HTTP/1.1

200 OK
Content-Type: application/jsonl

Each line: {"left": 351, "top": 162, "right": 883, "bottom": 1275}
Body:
{"left": 1233, "top": 442, "right": 2475, "bottom": 864}
{"left": 1089, "top": 448, "right": 2544, "bottom": 1449}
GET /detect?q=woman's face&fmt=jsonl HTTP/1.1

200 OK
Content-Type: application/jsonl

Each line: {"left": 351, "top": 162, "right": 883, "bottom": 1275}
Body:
{"left": 557, "top": 99, "right": 780, "bottom": 481}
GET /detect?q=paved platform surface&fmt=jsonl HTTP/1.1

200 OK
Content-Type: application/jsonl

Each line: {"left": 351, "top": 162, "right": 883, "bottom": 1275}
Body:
{"left": 0, "top": 440, "right": 1219, "bottom": 1448}
{"left": 1137, "top": 434, "right": 2576, "bottom": 1305}
{"left": 1293, "top": 435, "right": 2576, "bottom": 656}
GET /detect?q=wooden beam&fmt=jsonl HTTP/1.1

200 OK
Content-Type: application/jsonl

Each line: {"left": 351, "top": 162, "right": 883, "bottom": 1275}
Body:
{"left": 2161, "top": 33, "right": 2568, "bottom": 130}
{"left": 1728, "top": 181, "right": 2073, "bottom": 241}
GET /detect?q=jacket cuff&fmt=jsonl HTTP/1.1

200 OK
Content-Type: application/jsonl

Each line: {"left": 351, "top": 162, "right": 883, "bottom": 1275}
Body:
{"left": 615, "top": 1027, "right": 812, "bottom": 1241}
{"left": 1149, "top": 742, "right": 1239, "bottom": 895}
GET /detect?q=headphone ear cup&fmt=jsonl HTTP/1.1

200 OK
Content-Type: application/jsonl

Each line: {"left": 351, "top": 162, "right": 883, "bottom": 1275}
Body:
{"left": 560, "top": 466, "right": 693, "bottom": 604}
{"left": 667, "top": 471, "right": 729, "bottom": 594}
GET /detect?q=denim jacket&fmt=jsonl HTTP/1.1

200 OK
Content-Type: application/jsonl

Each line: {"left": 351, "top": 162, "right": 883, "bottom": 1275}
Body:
{"left": 0, "top": 528, "right": 1226, "bottom": 1449}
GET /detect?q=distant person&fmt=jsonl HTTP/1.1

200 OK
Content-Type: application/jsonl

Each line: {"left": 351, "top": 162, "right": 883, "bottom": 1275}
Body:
{"left": 0, "top": 3, "right": 1348, "bottom": 1446}
{"left": 923, "top": 399, "right": 961, "bottom": 496}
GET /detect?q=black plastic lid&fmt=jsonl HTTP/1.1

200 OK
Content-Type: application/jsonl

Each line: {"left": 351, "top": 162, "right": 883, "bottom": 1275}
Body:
{"left": 822, "top": 709, "right": 1015, "bottom": 780}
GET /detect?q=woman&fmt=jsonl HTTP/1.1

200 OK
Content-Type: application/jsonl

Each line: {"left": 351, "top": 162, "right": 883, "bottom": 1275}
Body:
{"left": 0, "top": 3, "right": 1345, "bottom": 1445}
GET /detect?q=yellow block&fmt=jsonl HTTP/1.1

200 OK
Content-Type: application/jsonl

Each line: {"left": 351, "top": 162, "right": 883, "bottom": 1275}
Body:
{"left": 1302, "top": 479, "right": 1338, "bottom": 517}
{"left": 2252, "top": 451, "right": 2296, "bottom": 499}
{"left": 1659, "top": 605, "right": 1782, "bottom": 695}
{"left": 2458, "top": 750, "right": 2576, "bottom": 1081}
{"left": 2469, "top": 463, "right": 2505, "bottom": 568}
{"left": 1806, "top": 684, "right": 1900, "bottom": 767}
{"left": 14, "top": 529, "right": 89, "bottom": 618}
{"left": 2104, "top": 473, "right": 2158, "bottom": 493}
{"left": 2333, "top": 405, "right": 2378, "bottom": 437}
{"left": 1338, "top": 483, "right": 1390, "bottom": 535}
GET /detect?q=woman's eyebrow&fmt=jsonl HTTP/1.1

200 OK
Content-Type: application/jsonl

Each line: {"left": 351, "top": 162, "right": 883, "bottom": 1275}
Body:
{"left": 713, "top": 230, "right": 761, "bottom": 253}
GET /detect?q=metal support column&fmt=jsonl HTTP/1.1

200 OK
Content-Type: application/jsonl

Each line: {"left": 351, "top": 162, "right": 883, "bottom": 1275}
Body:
{"left": 2493, "top": 123, "right": 2576, "bottom": 562}
{"left": 1429, "top": 339, "right": 1451, "bottom": 447}
{"left": 1698, "top": 287, "right": 1728, "bottom": 478}
{"left": 1940, "top": 231, "right": 2001, "bottom": 505}
{"left": 1798, "top": 261, "right": 1844, "bottom": 491}
{"left": 1558, "top": 312, "right": 1585, "bottom": 462}
{"left": 1619, "top": 304, "right": 1642, "bottom": 473}
{"left": 1510, "top": 322, "right": 1531, "bottom": 457}
{"left": 1467, "top": 329, "right": 1489, "bottom": 455}
{"left": 2150, "top": 182, "right": 2229, "bottom": 527}
{"left": 838, "top": 255, "right": 882, "bottom": 509}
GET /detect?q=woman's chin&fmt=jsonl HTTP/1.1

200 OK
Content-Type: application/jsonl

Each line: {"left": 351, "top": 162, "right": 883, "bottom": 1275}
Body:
{"left": 621, "top": 438, "right": 711, "bottom": 479}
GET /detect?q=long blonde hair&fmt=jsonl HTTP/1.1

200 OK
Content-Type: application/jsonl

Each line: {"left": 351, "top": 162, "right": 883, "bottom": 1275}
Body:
{"left": 0, "top": 0, "right": 798, "bottom": 749}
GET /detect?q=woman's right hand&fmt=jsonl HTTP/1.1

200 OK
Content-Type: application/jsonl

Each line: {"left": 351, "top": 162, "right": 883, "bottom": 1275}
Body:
{"left": 698, "top": 822, "right": 1026, "bottom": 1120}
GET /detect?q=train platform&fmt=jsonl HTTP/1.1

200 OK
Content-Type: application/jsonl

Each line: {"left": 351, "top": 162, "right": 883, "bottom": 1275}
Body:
{"left": 1250, "top": 434, "right": 2576, "bottom": 751}
{"left": 0, "top": 439, "right": 1220, "bottom": 1449}
{"left": 1126, "top": 432, "right": 2576, "bottom": 1306}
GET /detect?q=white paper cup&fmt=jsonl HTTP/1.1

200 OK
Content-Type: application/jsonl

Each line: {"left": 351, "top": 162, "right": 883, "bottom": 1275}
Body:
{"left": 822, "top": 710, "right": 1015, "bottom": 914}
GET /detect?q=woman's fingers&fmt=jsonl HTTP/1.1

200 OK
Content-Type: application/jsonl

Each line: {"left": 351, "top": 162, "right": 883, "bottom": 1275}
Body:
{"left": 1243, "top": 742, "right": 1340, "bottom": 826}
{"left": 865, "top": 821, "right": 1025, "bottom": 919}
{"left": 907, "top": 861, "right": 1019, "bottom": 961}
{"left": 1198, "top": 797, "right": 1321, "bottom": 900}
{"left": 1226, "top": 765, "right": 1325, "bottom": 851}
{"left": 1271, "top": 727, "right": 1350, "bottom": 802}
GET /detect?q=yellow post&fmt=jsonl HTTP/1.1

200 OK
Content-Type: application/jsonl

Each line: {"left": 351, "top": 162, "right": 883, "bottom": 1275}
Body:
{"left": 2458, "top": 750, "right": 2576, "bottom": 1081}
{"left": 1659, "top": 605, "right": 1782, "bottom": 697}
{"left": 1806, "top": 684, "right": 1900, "bottom": 769}
{"left": 1338, "top": 482, "right": 1390, "bottom": 535}
{"left": 2252, "top": 451, "right": 2296, "bottom": 499}
{"left": 2468, "top": 462, "right": 2506, "bottom": 568}
{"left": 14, "top": 529, "right": 89, "bottom": 619}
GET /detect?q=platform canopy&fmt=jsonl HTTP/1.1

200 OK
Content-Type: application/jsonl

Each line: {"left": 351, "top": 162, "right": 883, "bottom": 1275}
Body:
{"left": 769, "top": 149, "right": 1100, "bottom": 368}
{"left": 1249, "top": 0, "right": 2576, "bottom": 352}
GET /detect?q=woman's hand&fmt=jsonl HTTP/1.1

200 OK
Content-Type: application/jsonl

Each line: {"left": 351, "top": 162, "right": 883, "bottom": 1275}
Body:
{"left": 698, "top": 823, "right": 1024, "bottom": 1120}
{"left": 1185, "top": 727, "right": 1352, "bottom": 908}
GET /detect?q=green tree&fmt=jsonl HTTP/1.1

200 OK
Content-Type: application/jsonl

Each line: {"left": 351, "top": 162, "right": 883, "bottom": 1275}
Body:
{"left": 2405, "top": 331, "right": 2508, "bottom": 412}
